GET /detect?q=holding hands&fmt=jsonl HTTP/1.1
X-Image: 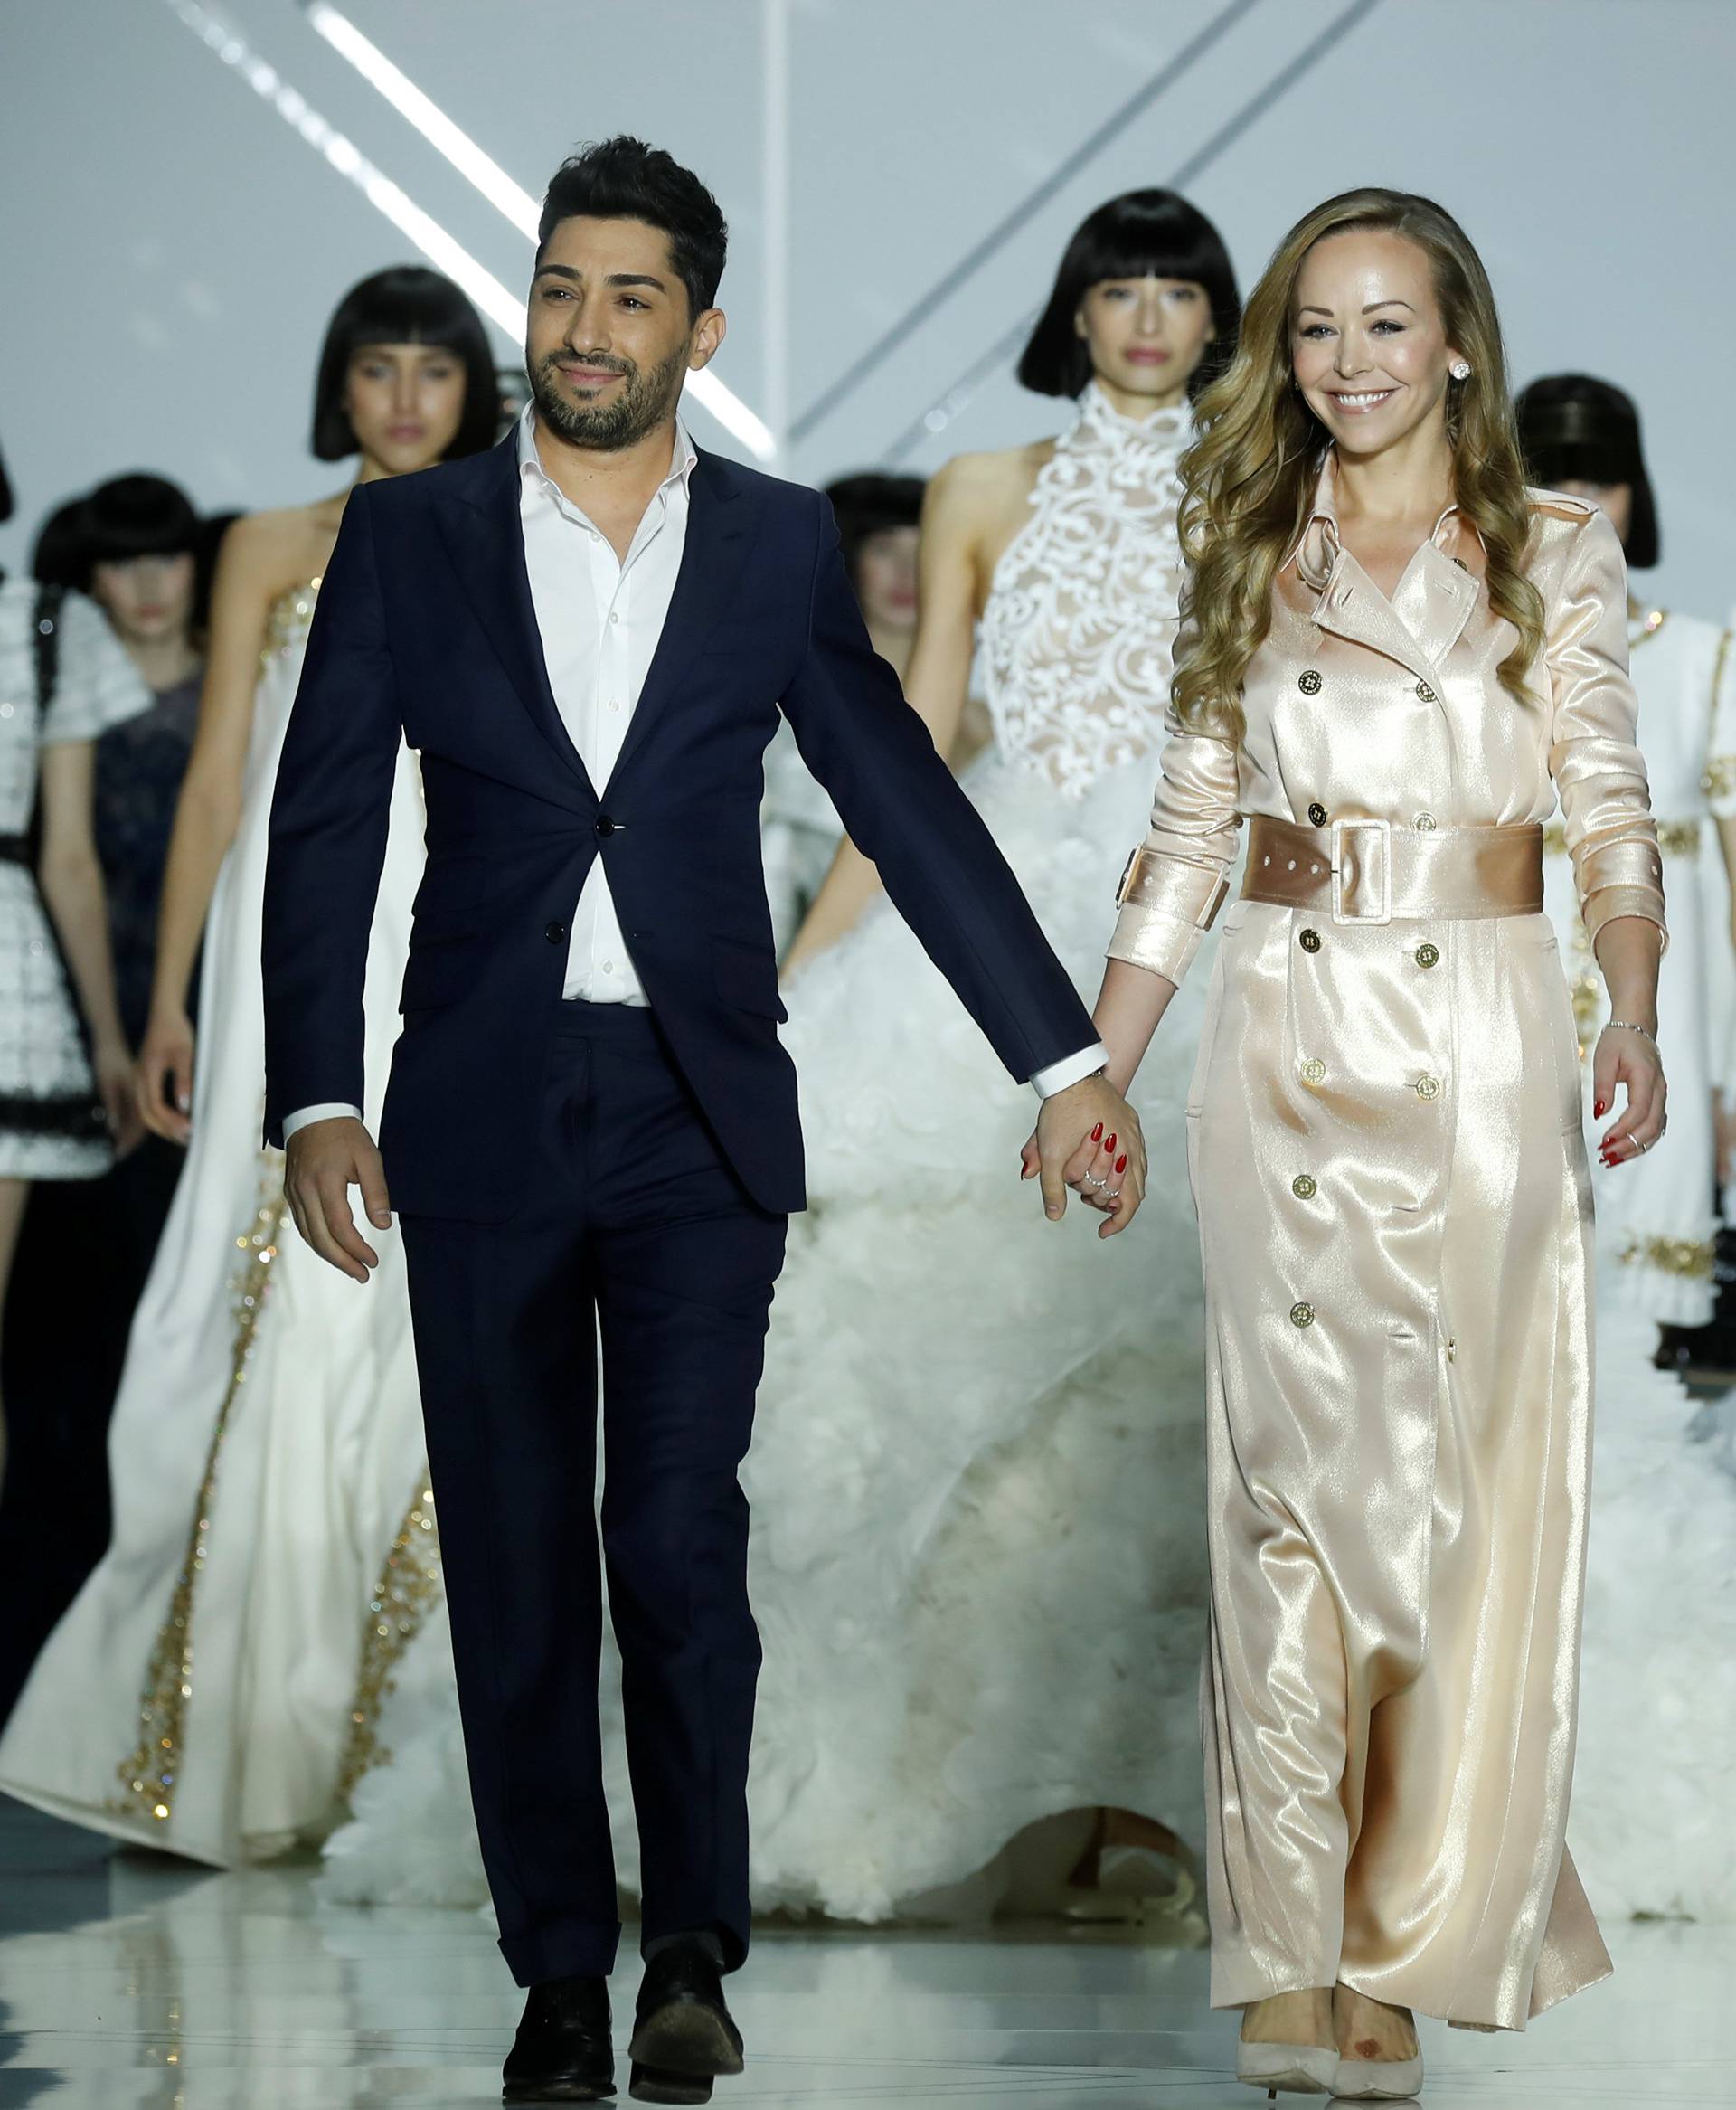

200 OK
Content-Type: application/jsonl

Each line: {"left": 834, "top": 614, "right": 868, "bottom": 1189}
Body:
{"left": 1021, "top": 1074, "right": 1146, "bottom": 1239}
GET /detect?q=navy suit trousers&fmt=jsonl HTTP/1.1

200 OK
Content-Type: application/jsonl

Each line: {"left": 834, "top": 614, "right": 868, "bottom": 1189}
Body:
{"left": 399, "top": 1000, "right": 787, "bottom": 1984}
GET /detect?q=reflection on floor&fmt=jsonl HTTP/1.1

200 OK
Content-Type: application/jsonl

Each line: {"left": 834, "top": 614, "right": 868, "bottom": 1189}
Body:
{"left": 0, "top": 1797, "right": 1722, "bottom": 2106}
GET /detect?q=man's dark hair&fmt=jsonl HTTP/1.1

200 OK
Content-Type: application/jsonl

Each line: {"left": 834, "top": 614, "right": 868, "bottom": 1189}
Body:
{"left": 1018, "top": 189, "right": 1241, "bottom": 402}
{"left": 538, "top": 137, "right": 728, "bottom": 318}
{"left": 310, "top": 266, "right": 499, "bottom": 462}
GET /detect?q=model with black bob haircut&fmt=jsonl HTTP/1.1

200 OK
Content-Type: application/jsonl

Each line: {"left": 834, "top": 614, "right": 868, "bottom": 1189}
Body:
{"left": 824, "top": 471, "right": 926, "bottom": 591}
{"left": 311, "top": 266, "right": 498, "bottom": 462}
{"left": 1018, "top": 189, "right": 1241, "bottom": 401}
{"left": 1515, "top": 372, "right": 1659, "bottom": 570}
{"left": 537, "top": 134, "right": 729, "bottom": 318}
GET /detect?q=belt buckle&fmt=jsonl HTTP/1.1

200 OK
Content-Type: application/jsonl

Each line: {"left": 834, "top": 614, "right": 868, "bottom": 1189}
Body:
{"left": 1330, "top": 817, "right": 1392, "bottom": 925}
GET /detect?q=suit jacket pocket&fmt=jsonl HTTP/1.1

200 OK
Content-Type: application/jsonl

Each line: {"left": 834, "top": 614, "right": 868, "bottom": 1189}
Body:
{"left": 712, "top": 935, "right": 788, "bottom": 1022}
{"left": 400, "top": 937, "right": 484, "bottom": 1014}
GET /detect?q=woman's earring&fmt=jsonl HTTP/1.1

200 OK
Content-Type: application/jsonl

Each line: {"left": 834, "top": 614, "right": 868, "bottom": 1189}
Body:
{"left": 1449, "top": 360, "right": 1472, "bottom": 381}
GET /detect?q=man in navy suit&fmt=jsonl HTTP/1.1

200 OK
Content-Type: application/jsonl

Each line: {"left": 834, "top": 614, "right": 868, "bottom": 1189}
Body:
{"left": 263, "top": 137, "right": 1145, "bottom": 2105}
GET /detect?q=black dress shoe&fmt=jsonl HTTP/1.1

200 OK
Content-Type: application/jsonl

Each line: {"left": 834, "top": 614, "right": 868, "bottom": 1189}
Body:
{"left": 627, "top": 1943, "right": 743, "bottom": 2105}
{"left": 502, "top": 1974, "right": 615, "bottom": 2103}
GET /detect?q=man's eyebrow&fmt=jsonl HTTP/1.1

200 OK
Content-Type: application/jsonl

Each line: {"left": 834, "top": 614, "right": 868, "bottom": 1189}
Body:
{"left": 533, "top": 264, "right": 668, "bottom": 292}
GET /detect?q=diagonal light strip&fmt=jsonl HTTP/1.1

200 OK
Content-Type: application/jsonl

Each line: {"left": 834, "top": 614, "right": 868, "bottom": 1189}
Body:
{"left": 303, "top": 1, "right": 540, "bottom": 237}
{"left": 161, "top": 0, "right": 525, "bottom": 336}
{"left": 295, "top": 1, "right": 776, "bottom": 459}
{"left": 883, "top": 0, "right": 1386, "bottom": 460}
{"left": 791, "top": 0, "right": 1266, "bottom": 443}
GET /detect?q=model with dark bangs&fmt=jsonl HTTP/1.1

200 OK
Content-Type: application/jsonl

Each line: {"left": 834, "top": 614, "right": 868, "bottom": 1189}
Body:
{"left": 1018, "top": 189, "right": 1241, "bottom": 402}
{"left": 311, "top": 266, "right": 499, "bottom": 463}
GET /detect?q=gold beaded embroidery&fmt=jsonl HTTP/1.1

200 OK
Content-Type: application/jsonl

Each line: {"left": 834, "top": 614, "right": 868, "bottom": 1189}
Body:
{"left": 1704, "top": 756, "right": 1736, "bottom": 800}
{"left": 1617, "top": 1232, "right": 1715, "bottom": 1282}
{"left": 259, "top": 577, "right": 321, "bottom": 673}
{"left": 335, "top": 1481, "right": 443, "bottom": 1800}
{"left": 111, "top": 1159, "right": 287, "bottom": 1828}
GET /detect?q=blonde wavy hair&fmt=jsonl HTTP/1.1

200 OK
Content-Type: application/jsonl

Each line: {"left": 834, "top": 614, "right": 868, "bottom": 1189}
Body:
{"left": 1173, "top": 188, "right": 1544, "bottom": 741}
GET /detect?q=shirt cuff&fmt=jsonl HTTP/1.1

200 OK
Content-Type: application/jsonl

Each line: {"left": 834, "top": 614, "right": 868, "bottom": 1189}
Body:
{"left": 1030, "top": 1042, "right": 1109, "bottom": 1099}
{"left": 281, "top": 1102, "right": 364, "bottom": 1140}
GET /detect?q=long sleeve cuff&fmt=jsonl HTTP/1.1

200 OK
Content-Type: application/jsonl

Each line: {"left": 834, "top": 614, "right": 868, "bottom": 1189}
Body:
{"left": 281, "top": 1102, "right": 364, "bottom": 1140}
{"left": 1030, "top": 1042, "right": 1109, "bottom": 1098}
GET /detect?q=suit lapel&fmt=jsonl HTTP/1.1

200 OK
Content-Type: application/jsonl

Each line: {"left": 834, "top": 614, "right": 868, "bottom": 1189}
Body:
{"left": 604, "top": 449, "right": 753, "bottom": 793}
{"left": 433, "top": 433, "right": 597, "bottom": 800}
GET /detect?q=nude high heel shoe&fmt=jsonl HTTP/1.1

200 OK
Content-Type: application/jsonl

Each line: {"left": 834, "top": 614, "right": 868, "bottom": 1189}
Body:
{"left": 1331, "top": 2046, "right": 1423, "bottom": 2098}
{"left": 1235, "top": 2040, "right": 1342, "bottom": 2096}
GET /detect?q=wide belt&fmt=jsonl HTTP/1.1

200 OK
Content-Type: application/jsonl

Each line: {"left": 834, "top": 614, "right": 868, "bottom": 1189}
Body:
{"left": 1241, "top": 815, "right": 1543, "bottom": 924}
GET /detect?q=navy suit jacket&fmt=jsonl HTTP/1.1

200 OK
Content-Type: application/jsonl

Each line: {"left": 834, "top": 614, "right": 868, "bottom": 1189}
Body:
{"left": 261, "top": 430, "right": 1096, "bottom": 1221}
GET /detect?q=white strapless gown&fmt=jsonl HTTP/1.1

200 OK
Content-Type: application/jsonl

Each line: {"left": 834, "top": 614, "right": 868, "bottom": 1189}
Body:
{"left": 0, "top": 581, "right": 438, "bottom": 1866}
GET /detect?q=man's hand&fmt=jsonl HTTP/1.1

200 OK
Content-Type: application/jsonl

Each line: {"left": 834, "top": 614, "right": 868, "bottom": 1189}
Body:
{"left": 1021, "top": 1074, "right": 1146, "bottom": 1239}
{"left": 284, "top": 1115, "right": 392, "bottom": 1283}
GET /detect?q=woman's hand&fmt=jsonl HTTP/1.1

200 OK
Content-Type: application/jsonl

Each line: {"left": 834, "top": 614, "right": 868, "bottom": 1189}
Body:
{"left": 1020, "top": 1077, "right": 1147, "bottom": 1239}
{"left": 137, "top": 1007, "right": 195, "bottom": 1145}
{"left": 1592, "top": 1023, "right": 1666, "bottom": 1167}
{"left": 93, "top": 1036, "right": 142, "bottom": 1157}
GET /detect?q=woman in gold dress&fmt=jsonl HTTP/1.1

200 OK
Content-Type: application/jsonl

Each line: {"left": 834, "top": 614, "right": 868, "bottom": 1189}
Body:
{"left": 1073, "top": 191, "right": 1667, "bottom": 2096}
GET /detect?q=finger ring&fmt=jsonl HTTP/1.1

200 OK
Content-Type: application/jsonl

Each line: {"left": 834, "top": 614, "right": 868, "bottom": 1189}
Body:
{"left": 1106, "top": 1188, "right": 1121, "bottom": 1201}
{"left": 1083, "top": 1173, "right": 1109, "bottom": 1190}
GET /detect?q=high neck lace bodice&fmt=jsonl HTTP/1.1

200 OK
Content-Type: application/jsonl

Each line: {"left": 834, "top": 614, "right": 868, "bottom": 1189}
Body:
{"left": 978, "top": 383, "right": 1189, "bottom": 797}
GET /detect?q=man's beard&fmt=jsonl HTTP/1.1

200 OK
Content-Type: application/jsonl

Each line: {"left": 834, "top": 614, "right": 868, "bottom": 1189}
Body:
{"left": 528, "top": 340, "right": 689, "bottom": 451}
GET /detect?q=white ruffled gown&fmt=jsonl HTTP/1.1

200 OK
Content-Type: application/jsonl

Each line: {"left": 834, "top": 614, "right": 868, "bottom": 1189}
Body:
{"left": 322, "top": 385, "right": 1219, "bottom": 1916}
{"left": 0, "top": 580, "right": 438, "bottom": 1867}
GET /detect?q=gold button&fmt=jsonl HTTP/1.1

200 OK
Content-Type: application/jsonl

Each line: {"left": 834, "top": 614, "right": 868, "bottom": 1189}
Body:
{"left": 1414, "top": 811, "right": 1437, "bottom": 832}
{"left": 1290, "top": 1301, "right": 1316, "bottom": 1328}
{"left": 1302, "top": 1057, "right": 1326, "bottom": 1086}
{"left": 1292, "top": 1174, "right": 1317, "bottom": 1200}
{"left": 1416, "top": 1074, "right": 1440, "bottom": 1101}
{"left": 1299, "top": 927, "right": 1322, "bottom": 953}
{"left": 1298, "top": 669, "right": 1323, "bottom": 695}
{"left": 1415, "top": 680, "right": 1438, "bottom": 703}
{"left": 1415, "top": 942, "right": 1439, "bottom": 969}
{"left": 1307, "top": 801, "right": 1327, "bottom": 827}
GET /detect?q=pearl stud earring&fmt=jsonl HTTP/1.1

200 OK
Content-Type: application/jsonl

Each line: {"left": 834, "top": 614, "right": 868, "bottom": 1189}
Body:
{"left": 1449, "top": 360, "right": 1472, "bottom": 381}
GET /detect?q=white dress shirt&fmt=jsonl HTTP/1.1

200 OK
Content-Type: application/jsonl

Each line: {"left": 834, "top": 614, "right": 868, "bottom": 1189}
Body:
{"left": 282, "top": 410, "right": 1102, "bottom": 1136}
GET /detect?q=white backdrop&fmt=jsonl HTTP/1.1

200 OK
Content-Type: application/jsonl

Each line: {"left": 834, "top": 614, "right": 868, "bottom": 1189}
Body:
{"left": 4, "top": 0, "right": 1734, "bottom": 616}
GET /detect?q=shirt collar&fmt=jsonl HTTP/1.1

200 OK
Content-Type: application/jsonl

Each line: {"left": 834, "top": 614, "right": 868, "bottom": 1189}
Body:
{"left": 1286, "top": 448, "right": 1470, "bottom": 591}
{"left": 516, "top": 403, "right": 698, "bottom": 500}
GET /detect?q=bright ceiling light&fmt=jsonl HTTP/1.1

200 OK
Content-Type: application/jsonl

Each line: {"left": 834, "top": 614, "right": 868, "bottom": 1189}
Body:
{"left": 304, "top": 2, "right": 540, "bottom": 238}
{"left": 296, "top": 2, "right": 776, "bottom": 459}
{"left": 162, "top": 0, "right": 524, "bottom": 337}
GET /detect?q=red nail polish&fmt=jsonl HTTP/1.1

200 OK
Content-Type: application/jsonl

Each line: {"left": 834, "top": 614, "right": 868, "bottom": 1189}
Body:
{"left": 1116, "top": 1153, "right": 1128, "bottom": 1173}
{"left": 1091, "top": 1122, "right": 1103, "bottom": 1141}
{"left": 1106, "top": 1134, "right": 1117, "bottom": 1154}
{"left": 1593, "top": 1100, "right": 1606, "bottom": 1117}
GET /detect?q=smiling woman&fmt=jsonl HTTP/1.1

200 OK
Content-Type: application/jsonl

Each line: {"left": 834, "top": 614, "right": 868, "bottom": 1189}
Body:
{"left": 1090, "top": 187, "right": 1667, "bottom": 2093}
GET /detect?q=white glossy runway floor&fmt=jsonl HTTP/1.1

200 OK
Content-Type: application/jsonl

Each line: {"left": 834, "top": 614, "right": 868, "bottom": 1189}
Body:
{"left": 0, "top": 1802, "right": 1724, "bottom": 2107}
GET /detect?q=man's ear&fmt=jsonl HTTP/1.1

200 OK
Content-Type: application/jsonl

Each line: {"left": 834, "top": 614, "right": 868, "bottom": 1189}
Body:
{"left": 689, "top": 308, "right": 728, "bottom": 371}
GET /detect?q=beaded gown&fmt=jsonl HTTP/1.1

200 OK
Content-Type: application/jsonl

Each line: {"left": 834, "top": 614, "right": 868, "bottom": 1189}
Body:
{"left": 0, "top": 581, "right": 437, "bottom": 1866}
{"left": 319, "top": 383, "right": 1221, "bottom": 1918}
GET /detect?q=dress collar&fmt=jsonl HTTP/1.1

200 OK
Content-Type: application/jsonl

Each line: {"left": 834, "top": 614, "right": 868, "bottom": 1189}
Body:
{"left": 1287, "top": 449, "right": 1472, "bottom": 591}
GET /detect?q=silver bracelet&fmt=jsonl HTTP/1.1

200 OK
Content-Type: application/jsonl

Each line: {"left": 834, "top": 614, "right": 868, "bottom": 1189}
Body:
{"left": 1602, "top": 1018, "right": 1658, "bottom": 1050}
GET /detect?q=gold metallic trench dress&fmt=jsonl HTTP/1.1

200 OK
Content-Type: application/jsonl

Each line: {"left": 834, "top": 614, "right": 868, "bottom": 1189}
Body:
{"left": 1110, "top": 459, "right": 1666, "bottom": 2030}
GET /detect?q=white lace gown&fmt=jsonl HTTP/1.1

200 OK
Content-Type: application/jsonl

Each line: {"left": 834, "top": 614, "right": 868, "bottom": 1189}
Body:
{"left": 0, "top": 582, "right": 438, "bottom": 1867}
{"left": 320, "top": 385, "right": 1219, "bottom": 1917}
{"left": 1541, "top": 609, "right": 1735, "bottom": 1324}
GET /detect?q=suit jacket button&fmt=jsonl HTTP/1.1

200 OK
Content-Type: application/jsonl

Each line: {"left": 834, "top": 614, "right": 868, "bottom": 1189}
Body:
{"left": 596, "top": 815, "right": 619, "bottom": 836}
{"left": 544, "top": 922, "right": 567, "bottom": 944}
{"left": 1307, "top": 801, "right": 1328, "bottom": 826}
